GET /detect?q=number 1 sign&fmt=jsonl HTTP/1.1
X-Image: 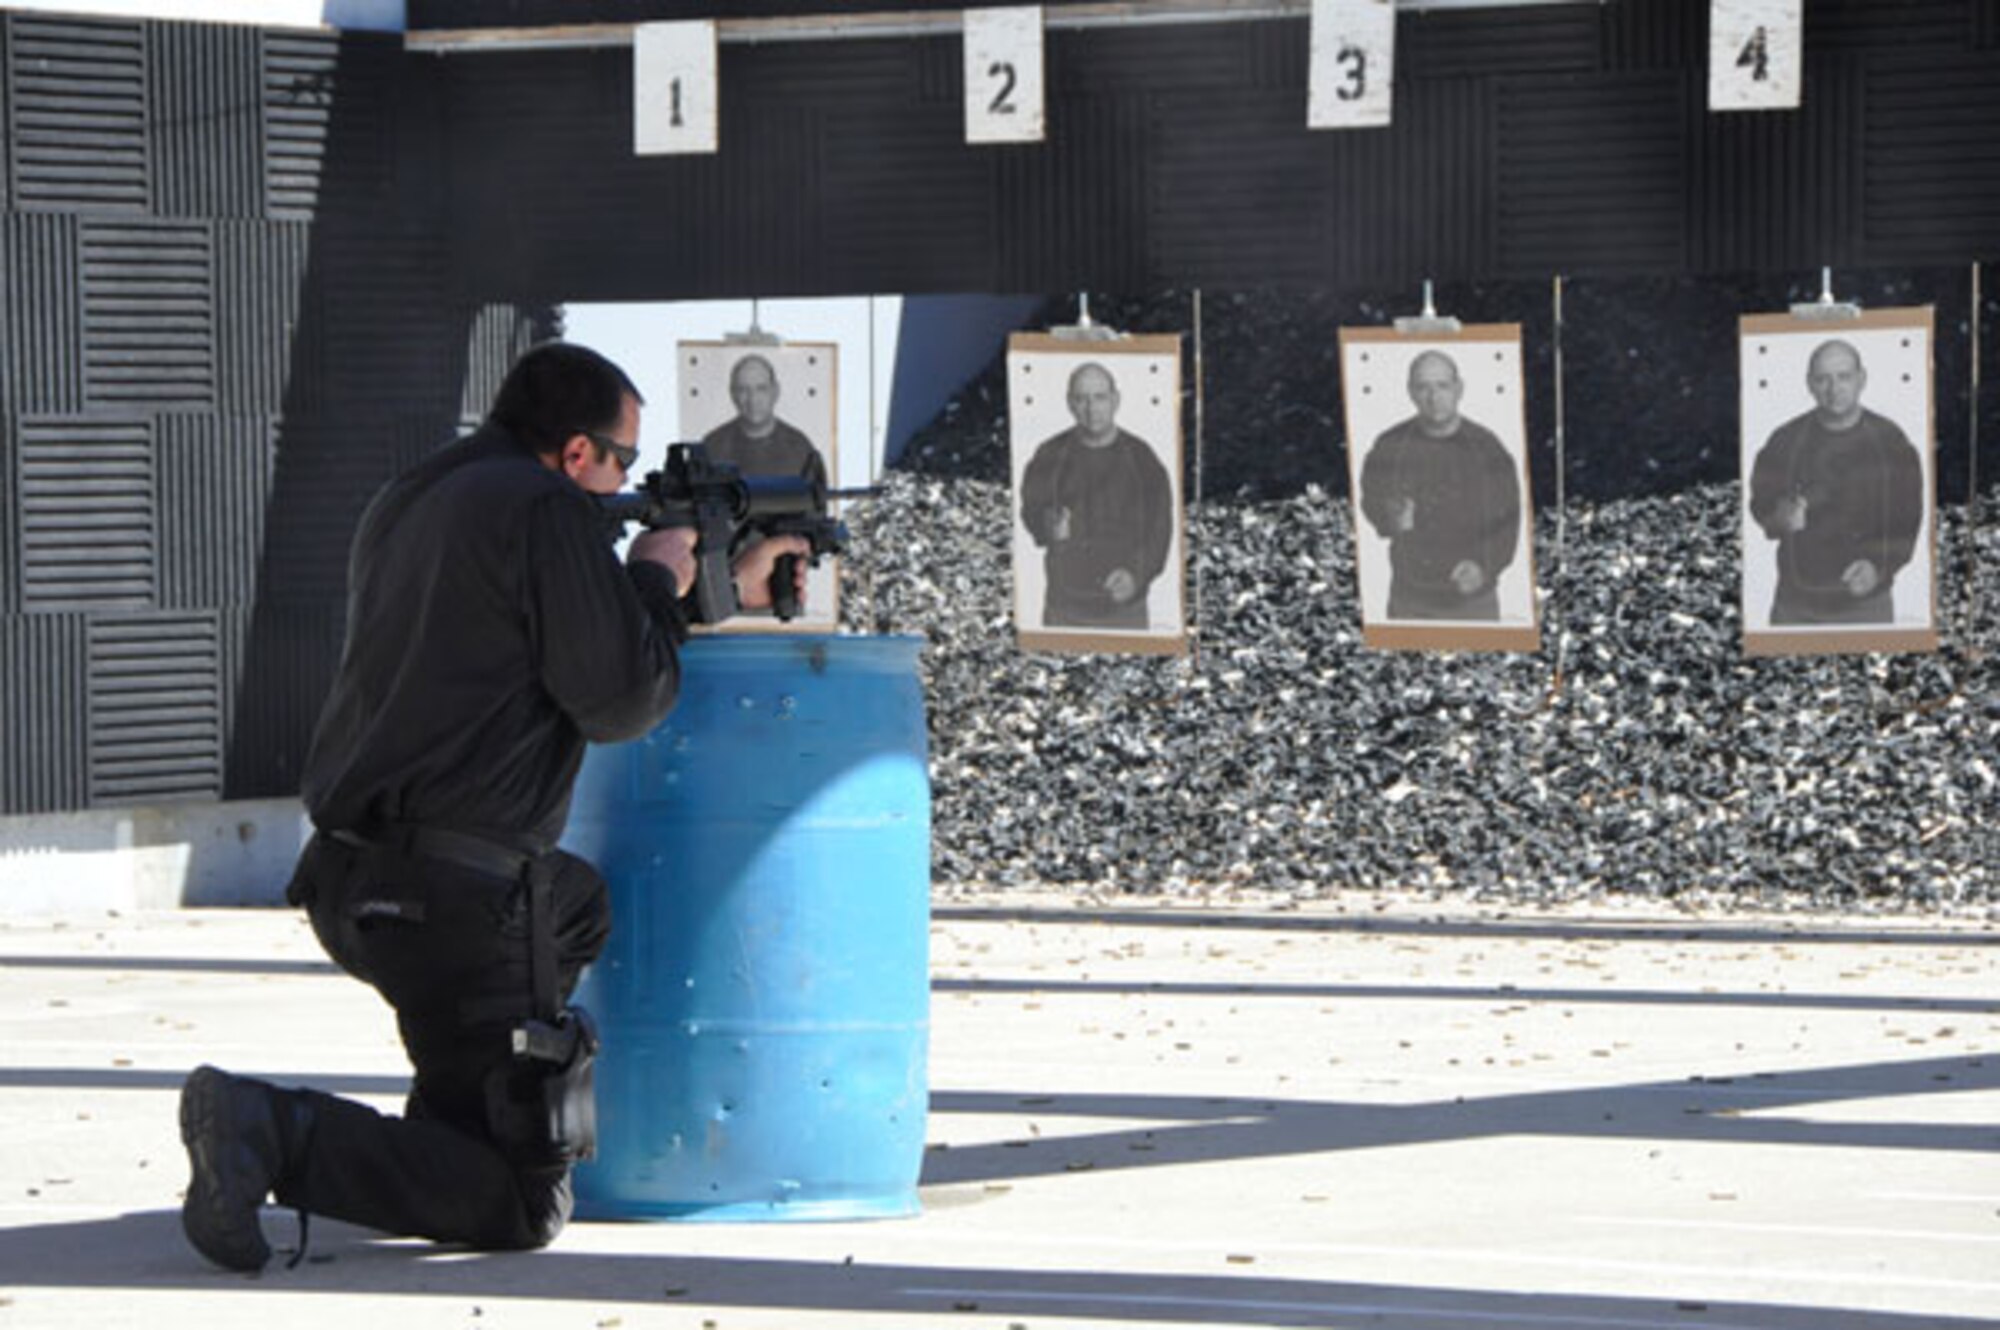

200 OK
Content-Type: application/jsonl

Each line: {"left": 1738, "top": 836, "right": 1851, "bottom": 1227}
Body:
{"left": 1308, "top": 0, "right": 1394, "bottom": 130}
{"left": 635, "top": 19, "right": 718, "bottom": 155}
{"left": 965, "top": 5, "right": 1045, "bottom": 145}
{"left": 1708, "top": 0, "right": 1802, "bottom": 112}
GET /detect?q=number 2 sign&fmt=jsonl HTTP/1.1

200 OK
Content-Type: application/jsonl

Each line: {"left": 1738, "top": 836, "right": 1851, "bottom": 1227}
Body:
{"left": 965, "top": 5, "right": 1045, "bottom": 145}
{"left": 1308, "top": 0, "right": 1394, "bottom": 130}
{"left": 1709, "top": 0, "right": 1802, "bottom": 111}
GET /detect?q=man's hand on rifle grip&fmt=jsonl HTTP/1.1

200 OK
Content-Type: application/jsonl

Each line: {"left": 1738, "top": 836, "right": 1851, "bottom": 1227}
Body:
{"left": 732, "top": 534, "right": 813, "bottom": 614}
{"left": 628, "top": 527, "right": 700, "bottom": 600}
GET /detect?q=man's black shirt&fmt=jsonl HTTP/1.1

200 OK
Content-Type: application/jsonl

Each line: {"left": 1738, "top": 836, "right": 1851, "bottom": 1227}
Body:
{"left": 301, "top": 425, "right": 687, "bottom": 849}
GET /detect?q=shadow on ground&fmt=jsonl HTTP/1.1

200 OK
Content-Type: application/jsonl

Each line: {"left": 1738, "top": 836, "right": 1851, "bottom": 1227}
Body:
{"left": 0, "top": 1208, "right": 1990, "bottom": 1330}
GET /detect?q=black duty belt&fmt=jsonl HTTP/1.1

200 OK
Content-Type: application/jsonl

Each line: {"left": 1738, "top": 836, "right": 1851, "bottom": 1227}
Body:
{"left": 325, "top": 824, "right": 544, "bottom": 882}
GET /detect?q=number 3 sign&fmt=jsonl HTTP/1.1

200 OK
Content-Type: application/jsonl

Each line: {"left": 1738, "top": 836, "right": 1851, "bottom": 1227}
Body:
{"left": 1308, "top": 0, "right": 1394, "bottom": 130}
{"left": 1709, "top": 0, "right": 1802, "bottom": 111}
{"left": 965, "top": 6, "right": 1045, "bottom": 145}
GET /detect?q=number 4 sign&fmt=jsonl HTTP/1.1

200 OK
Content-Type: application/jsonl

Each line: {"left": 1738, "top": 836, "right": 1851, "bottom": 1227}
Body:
{"left": 1308, "top": 0, "right": 1394, "bottom": 130}
{"left": 965, "top": 6, "right": 1045, "bottom": 145}
{"left": 1709, "top": 0, "right": 1802, "bottom": 111}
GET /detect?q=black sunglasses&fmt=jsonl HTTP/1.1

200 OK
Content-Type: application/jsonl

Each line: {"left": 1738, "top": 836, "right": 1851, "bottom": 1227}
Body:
{"left": 582, "top": 431, "right": 639, "bottom": 472}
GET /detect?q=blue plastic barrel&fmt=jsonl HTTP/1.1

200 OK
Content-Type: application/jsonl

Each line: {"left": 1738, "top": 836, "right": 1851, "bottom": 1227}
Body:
{"left": 560, "top": 634, "right": 931, "bottom": 1221}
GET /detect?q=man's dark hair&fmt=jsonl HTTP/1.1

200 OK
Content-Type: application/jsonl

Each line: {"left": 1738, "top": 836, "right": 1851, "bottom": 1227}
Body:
{"left": 487, "top": 341, "right": 645, "bottom": 457}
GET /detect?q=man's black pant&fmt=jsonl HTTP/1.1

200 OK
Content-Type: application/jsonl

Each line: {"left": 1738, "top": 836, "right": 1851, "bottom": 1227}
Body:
{"left": 282, "top": 831, "right": 611, "bottom": 1249}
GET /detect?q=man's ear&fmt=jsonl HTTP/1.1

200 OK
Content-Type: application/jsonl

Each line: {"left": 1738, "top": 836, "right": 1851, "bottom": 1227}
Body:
{"left": 558, "top": 433, "right": 589, "bottom": 477}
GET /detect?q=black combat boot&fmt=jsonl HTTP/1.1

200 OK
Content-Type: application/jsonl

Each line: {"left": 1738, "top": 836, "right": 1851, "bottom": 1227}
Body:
{"left": 178, "top": 1064, "right": 312, "bottom": 1272}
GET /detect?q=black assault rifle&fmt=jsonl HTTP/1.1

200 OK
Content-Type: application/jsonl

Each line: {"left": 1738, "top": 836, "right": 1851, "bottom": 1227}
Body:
{"left": 596, "top": 442, "right": 873, "bottom": 623}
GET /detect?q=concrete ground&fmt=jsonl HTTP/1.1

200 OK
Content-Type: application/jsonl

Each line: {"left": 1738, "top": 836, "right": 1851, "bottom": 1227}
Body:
{"left": 1, "top": 889, "right": 1997, "bottom": 1329}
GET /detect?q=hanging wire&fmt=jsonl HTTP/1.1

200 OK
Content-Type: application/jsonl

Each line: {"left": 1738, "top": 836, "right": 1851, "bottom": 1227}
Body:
{"left": 862, "top": 294, "right": 879, "bottom": 632}
{"left": 1789, "top": 265, "right": 1862, "bottom": 321}
{"left": 1552, "top": 273, "right": 1569, "bottom": 623}
{"left": 1394, "top": 276, "right": 1461, "bottom": 334}
{"left": 725, "top": 296, "right": 780, "bottom": 346}
{"left": 1966, "top": 260, "right": 1985, "bottom": 656}
{"left": 1190, "top": 287, "right": 1206, "bottom": 670}
{"left": 1497, "top": 275, "right": 1568, "bottom": 718}
{"left": 1053, "top": 290, "right": 1120, "bottom": 342}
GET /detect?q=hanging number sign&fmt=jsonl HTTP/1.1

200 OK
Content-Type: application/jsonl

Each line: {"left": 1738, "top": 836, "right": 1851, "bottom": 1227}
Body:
{"left": 634, "top": 19, "right": 718, "bottom": 155}
{"left": 1708, "top": 0, "right": 1802, "bottom": 111}
{"left": 964, "top": 5, "right": 1045, "bottom": 145}
{"left": 1308, "top": 0, "right": 1395, "bottom": 130}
